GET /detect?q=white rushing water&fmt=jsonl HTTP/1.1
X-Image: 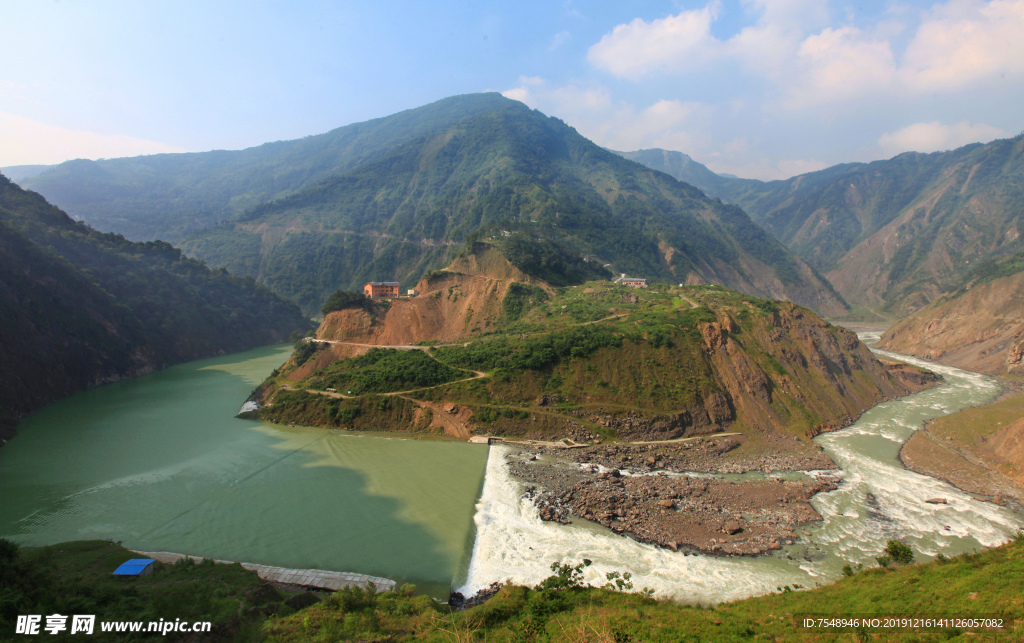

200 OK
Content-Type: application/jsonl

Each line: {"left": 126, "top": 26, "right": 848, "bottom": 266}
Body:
{"left": 458, "top": 340, "right": 1024, "bottom": 603}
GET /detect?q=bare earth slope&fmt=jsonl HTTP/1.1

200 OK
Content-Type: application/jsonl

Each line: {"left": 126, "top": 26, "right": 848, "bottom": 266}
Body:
{"left": 316, "top": 245, "right": 546, "bottom": 347}
{"left": 877, "top": 272, "right": 1024, "bottom": 375}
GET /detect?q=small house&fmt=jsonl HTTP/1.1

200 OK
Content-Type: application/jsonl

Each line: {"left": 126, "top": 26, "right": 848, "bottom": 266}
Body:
{"left": 407, "top": 289, "right": 418, "bottom": 297}
{"left": 621, "top": 277, "right": 648, "bottom": 288}
{"left": 113, "top": 559, "right": 156, "bottom": 577}
{"left": 363, "top": 282, "right": 400, "bottom": 298}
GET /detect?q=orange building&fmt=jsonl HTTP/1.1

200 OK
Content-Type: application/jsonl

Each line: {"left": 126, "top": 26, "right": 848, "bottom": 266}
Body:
{"left": 363, "top": 281, "right": 401, "bottom": 298}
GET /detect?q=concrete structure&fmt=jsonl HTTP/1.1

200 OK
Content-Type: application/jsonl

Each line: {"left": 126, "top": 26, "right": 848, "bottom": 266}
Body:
{"left": 407, "top": 288, "right": 418, "bottom": 297}
{"left": 132, "top": 550, "right": 396, "bottom": 593}
{"left": 364, "top": 282, "right": 400, "bottom": 298}
{"left": 621, "top": 277, "right": 648, "bottom": 288}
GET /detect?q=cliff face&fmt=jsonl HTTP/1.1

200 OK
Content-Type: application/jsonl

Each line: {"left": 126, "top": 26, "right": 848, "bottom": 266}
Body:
{"left": 877, "top": 272, "right": 1024, "bottom": 375}
{"left": 697, "top": 305, "right": 919, "bottom": 441}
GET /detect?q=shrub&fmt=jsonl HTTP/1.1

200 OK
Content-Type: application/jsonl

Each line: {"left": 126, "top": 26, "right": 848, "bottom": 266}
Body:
{"left": 321, "top": 289, "right": 369, "bottom": 316}
{"left": 885, "top": 540, "right": 915, "bottom": 565}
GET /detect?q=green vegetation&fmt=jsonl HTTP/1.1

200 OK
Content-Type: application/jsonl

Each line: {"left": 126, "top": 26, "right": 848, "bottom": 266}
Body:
{"left": 321, "top": 289, "right": 370, "bottom": 316}
{"left": 0, "top": 539, "right": 272, "bottom": 641}
{"left": 5, "top": 536, "right": 1022, "bottom": 641}
{"left": 875, "top": 540, "right": 915, "bottom": 568}
{"left": 19, "top": 94, "right": 518, "bottom": 241}
{"left": 499, "top": 233, "right": 611, "bottom": 287}
{"left": 433, "top": 324, "right": 623, "bottom": 375}
{"left": 262, "top": 275, "right": 887, "bottom": 444}
{"left": 955, "top": 245, "right": 1024, "bottom": 293}
{"left": 309, "top": 348, "right": 465, "bottom": 395}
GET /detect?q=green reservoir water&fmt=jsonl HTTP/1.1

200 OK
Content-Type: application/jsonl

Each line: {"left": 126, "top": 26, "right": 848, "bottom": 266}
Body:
{"left": 0, "top": 345, "right": 489, "bottom": 597}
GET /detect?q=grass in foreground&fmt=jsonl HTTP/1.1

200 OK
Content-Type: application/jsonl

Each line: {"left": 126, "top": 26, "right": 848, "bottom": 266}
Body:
{"left": 7, "top": 534, "right": 1021, "bottom": 641}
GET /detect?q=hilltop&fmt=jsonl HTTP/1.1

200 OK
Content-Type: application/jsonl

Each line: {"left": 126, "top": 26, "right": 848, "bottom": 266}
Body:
{"left": 0, "top": 174, "right": 308, "bottom": 440}
{"left": 254, "top": 242, "right": 930, "bottom": 458}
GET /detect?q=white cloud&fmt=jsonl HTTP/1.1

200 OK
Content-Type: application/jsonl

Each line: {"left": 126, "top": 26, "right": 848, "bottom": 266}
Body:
{"left": 502, "top": 78, "right": 710, "bottom": 155}
{"left": 587, "top": 3, "right": 721, "bottom": 79}
{"left": 588, "top": 0, "right": 1024, "bottom": 110}
{"left": 742, "top": 0, "right": 829, "bottom": 30}
{"left": 786, "top": 26, "right": 897, "bottom": 107}
{"left": 0, "top": 111, "right": 188, "bottom": 166}
{"left": 550, "top": 30, "right": 571, "bottom": 50}
{"left": 877, "top": 120, "right": 1011, "bottom": 155}
{"left": 503, "top": 78, "right": 610, "bottom": 115}
{"left": 901, "top": 0, "right": 1024, "bottom": 91}
{"left": 601, "top": 99, "right": 710, "bottom": 152}
{"left": 501, "top": 87, "right": 534, "bottom": 107}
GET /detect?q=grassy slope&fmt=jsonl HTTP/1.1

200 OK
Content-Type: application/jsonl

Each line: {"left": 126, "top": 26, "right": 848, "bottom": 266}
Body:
{"left": 7, "top": 535, "right": 1021, "bottom": 641}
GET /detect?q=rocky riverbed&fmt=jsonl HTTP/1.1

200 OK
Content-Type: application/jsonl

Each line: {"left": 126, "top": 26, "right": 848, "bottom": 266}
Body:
{"left": 562, "top": 438, "right": 837, "bottom": 474}
{"left": 508, "top": 439, "right": 841, "bottom": 556}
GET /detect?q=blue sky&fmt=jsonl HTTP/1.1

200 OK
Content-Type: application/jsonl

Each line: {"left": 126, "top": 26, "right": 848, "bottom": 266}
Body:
{"left": 2, "top": 0, "right": 1022, "bottom": 178}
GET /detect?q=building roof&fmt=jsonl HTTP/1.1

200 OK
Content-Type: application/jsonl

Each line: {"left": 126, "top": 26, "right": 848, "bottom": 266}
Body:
{"left": 112, "top": 559, "right": 156, "bottom": 576}
{"left": 365, "top": 282, "right": 400, "bottom": 286}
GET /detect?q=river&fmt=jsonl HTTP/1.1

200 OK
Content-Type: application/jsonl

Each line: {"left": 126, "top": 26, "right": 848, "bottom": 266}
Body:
{"left": 0, "top": 345, "right": 488, "bottom": 598}
{"left": 457, "top": 335, "right": 1024, "bottom": 602}
{"left": 2, "top": 339, "right": 1022, "bottom": 604}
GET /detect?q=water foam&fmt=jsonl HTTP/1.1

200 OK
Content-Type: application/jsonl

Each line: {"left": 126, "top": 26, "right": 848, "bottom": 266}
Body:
{"left": 460, "top": 347, "right": 1024, "bottom": 603}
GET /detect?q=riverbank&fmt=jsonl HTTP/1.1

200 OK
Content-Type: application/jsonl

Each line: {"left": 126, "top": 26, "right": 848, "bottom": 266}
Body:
{"left": 899, "top": 376, "right": 1024, "bottom": 506}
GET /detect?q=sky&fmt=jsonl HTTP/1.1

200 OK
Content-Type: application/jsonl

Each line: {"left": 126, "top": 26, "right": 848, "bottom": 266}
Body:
{"left": 2, "top": 0, "right": 1022, "bottom": 179}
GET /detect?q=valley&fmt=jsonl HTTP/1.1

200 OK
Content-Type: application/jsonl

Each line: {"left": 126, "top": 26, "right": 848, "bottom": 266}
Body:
{"left": 3, "top": 90, "right": 1024, "bottom": 640}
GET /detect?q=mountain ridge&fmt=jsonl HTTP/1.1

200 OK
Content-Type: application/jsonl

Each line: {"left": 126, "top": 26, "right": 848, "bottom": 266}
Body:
{"left": 622, "top": 135, "right": 1024, "bottom": 316}
{"left": 176, "top": 96, "right": 846, "bottom": 317}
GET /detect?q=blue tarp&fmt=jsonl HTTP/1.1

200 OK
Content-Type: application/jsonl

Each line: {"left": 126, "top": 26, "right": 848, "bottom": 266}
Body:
{"left": 112, "top": 558, "right": 156, "bottom": 576}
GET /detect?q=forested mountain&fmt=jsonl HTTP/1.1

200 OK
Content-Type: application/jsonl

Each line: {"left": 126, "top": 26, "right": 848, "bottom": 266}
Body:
{"left": 17, "top": 95, "right": 517, "bottom": 241}
{"left": 0, "top": 165, "right": 53, "bottom": 182}
{"left": 174, "top": 95, "right": 845, "bottom": 317}
{"left": 0, "top": 174, "right": 308, "bottom": 439}
{"left": 624, "top": 136, "right": 1024, "bottom": 316}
